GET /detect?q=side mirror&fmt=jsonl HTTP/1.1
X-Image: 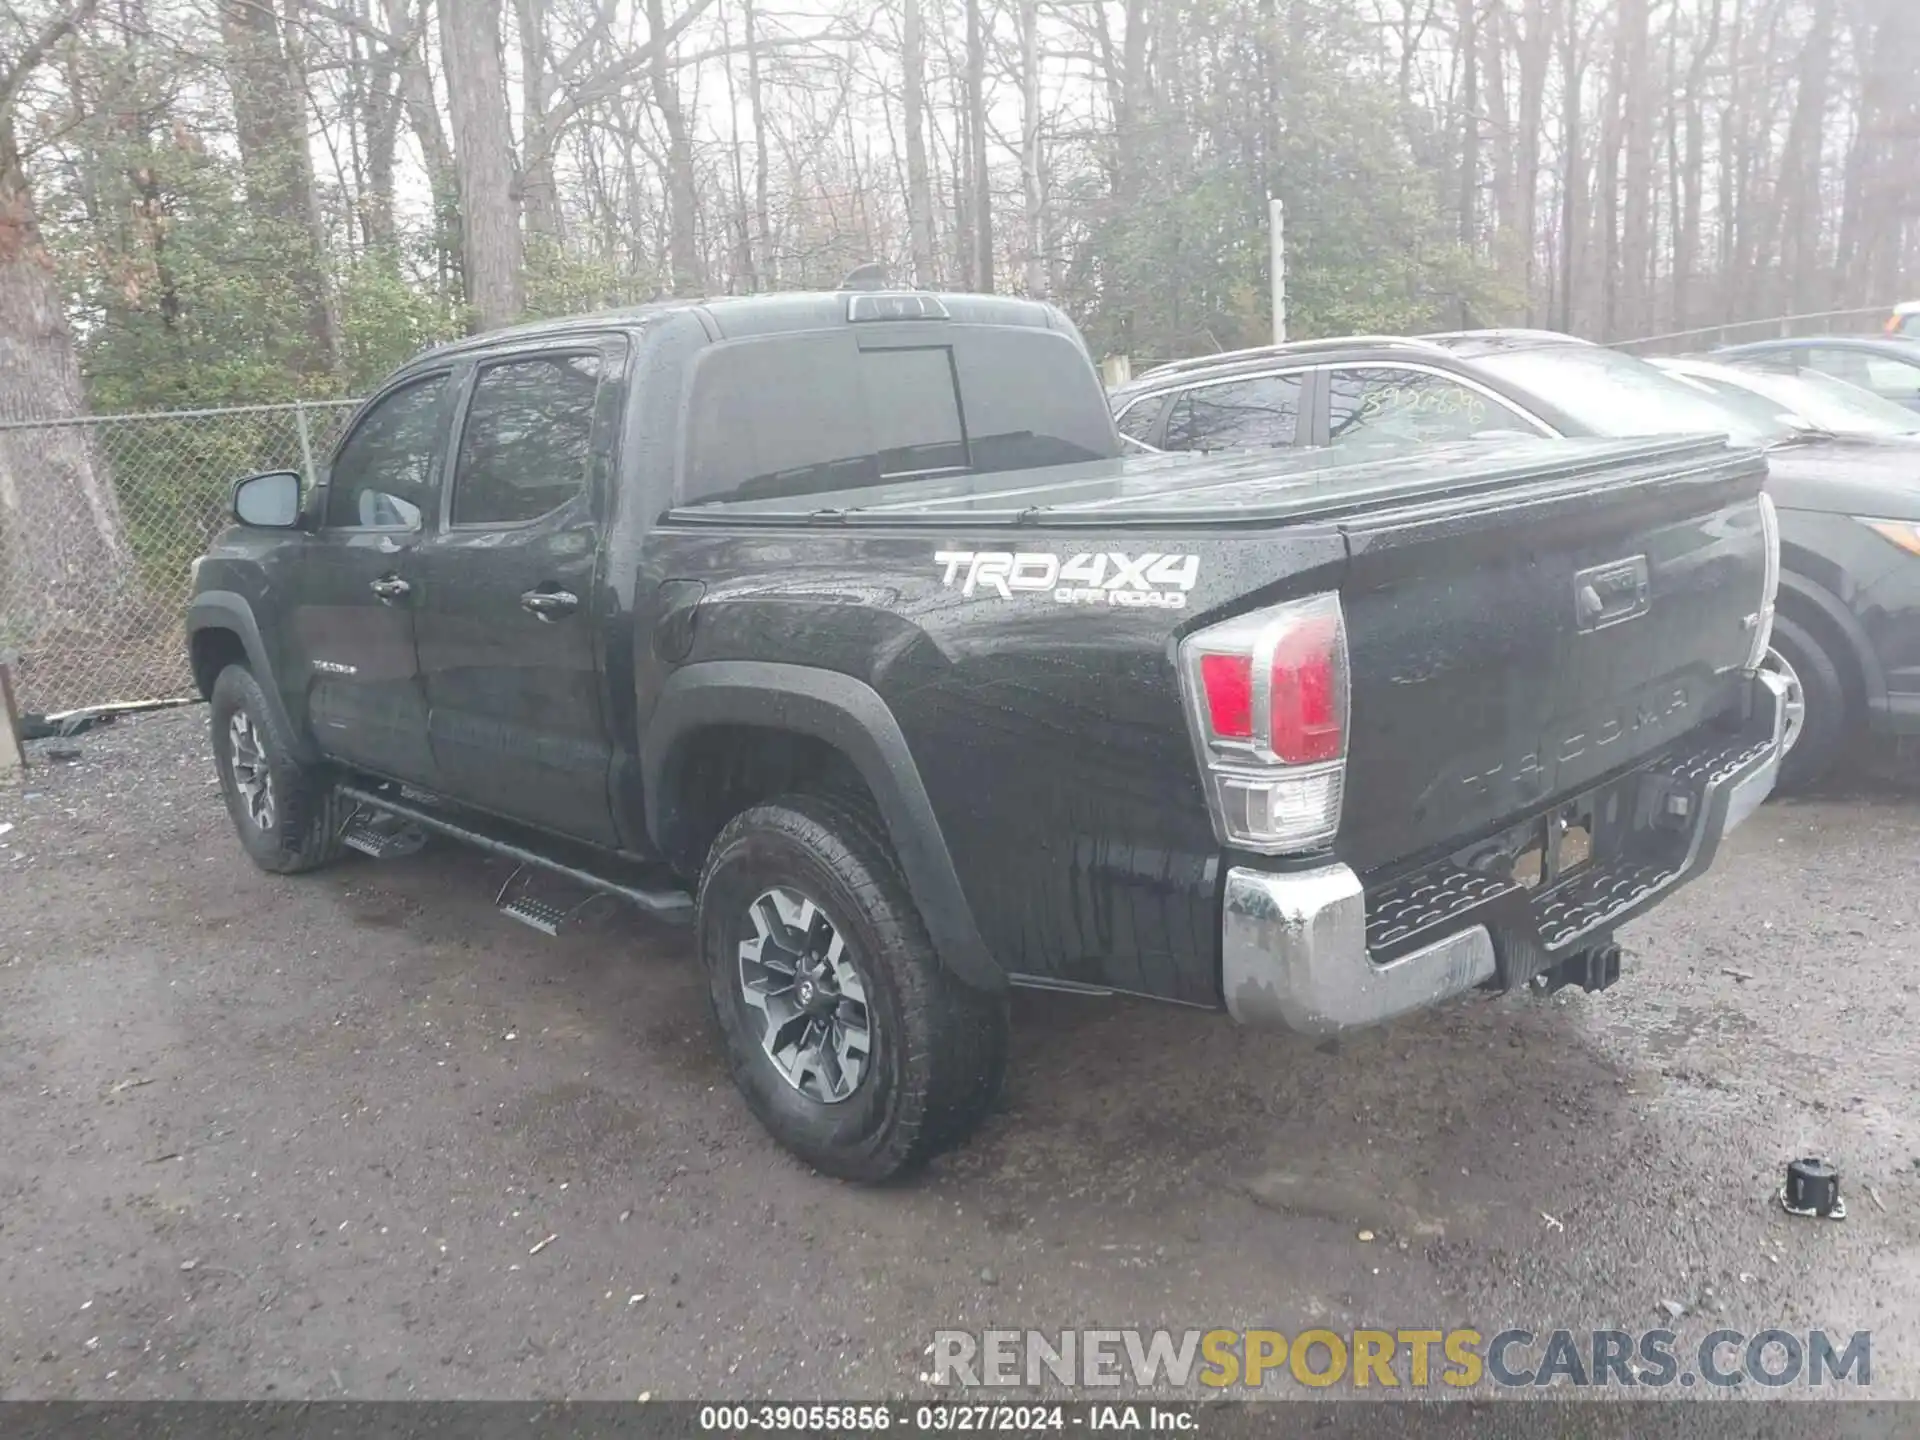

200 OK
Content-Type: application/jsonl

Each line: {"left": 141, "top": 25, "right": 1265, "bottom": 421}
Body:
{"left": 232, "top": 470, "right": 303, "bottom": 528}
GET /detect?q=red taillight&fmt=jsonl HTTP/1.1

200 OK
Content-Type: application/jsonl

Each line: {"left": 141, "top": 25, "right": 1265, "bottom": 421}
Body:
{"left": 1179, "top": 592, "right": 1349, "bottom": 854}
{"left": 1270, "top": 613, "right": 1344, "bottom": 763}
{"left": 1199, "top": 653, "right": 1254, "bottom": 739}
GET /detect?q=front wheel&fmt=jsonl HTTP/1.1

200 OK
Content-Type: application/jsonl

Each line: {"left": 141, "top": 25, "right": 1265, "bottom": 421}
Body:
{"left": 698, "top": 793, "right": 1009, "bottom": 1183}
{"left": 209, "top": 664, "right": 345, "bottom": 873}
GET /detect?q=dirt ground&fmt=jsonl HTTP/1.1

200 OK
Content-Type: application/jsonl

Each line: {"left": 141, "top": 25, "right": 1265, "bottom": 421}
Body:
{"left": 1, "top": 706, "right": 1916, "bottom": 1405}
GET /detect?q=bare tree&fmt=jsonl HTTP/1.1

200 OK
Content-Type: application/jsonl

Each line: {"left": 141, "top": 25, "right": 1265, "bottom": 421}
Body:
{"left": 439, "top": 0, "right": 523, "bottom": 328}
{"left": 646, "top": 0, "right": 703, "bottom": 294}
{"left": 963, "top": 0, "right": 991, "bottom": 290}
{"left": 1017, "top": 0, "right": 1043, "bottom": 297}
{"left": 900, "top": 0, "right": 934, "bottom": 285}
{"left": 219, "top": 0, "right": 340, "bottom": 370}
{"left": 0, "top": 0, "right": 129, "bottom": 632}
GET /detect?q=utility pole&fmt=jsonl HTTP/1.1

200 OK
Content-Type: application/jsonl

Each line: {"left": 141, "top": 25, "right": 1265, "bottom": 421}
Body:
{"left": 1270, "top": 198, "right": 1287, "bottom": 344}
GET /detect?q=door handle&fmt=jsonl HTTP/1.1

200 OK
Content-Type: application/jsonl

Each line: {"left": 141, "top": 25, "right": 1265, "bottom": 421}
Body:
{"left": 520, "top": 588, "right": 580, "bottom": 621}
{"left": 370, "top": 575, "right": 411, "bottom": 603}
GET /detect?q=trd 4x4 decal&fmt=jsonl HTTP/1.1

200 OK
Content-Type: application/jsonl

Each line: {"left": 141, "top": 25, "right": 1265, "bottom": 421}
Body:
{"left": 934, "top": 550, "right": 1201, "bottom": 609}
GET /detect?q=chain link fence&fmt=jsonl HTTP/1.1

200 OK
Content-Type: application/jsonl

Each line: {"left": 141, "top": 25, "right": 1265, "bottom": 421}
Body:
{"left": 0, "top": 399, "right": 359, "bottom": 717}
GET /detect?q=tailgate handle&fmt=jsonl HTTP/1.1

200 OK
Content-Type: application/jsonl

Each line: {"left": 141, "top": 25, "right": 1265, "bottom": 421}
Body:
{"left": 1574, "top": 556, "right": 1650, "bottom": 632}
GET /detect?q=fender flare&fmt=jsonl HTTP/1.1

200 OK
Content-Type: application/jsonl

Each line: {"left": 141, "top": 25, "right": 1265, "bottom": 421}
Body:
{"left": 185, "top": 591, "right": 316, "bottom": 761}
{"left": 641, "top": 661, "right": 1005, "bottom": 994}
{"left": 1776, "top": 569, "right": 1886, "bottom": 707}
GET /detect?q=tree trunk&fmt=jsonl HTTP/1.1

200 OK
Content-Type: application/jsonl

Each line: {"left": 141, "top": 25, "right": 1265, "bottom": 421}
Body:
{"left": 1456, "top": 0, "right": 1478, "bottom": 254}
{"left": 744, "top": 0, "right": 771, "bottom": 287}
{"left": 1556, "top": 0, "right": 1583, "bottom": 332}
{"left": 361, "top": 26, "right": 401, "bottom": 251}
{"left": 1717, "top": 0, "right": 1743, "bottom": 317}
{"left": 218, "top": 0, "right": 338, "bottom": 372}
{"left": 1019, "top": 0, "right": 1045, "bottom": 298}
{"left": 1483, "top": 1, "right": 1515, "bottom": 253}
{"left": 646, "top": 0, "right": 704, "bottom": 295}
{"left": 1673, "top": 0, "right": 1719, "bottom": 330}
{"left": 964, "top": 0, "right": 992, "bottom": 291}
{"left": 1617, "top": 0, "right": 1652, "bottom": 338}
{"left": 516, "top": 0, "right": 564, "bottom": 251}
{"left": 0, "top": 113, "right": 129, "bottom": 638}
{"left": 1597, "top": 1, "right": 1624, "bottom": 338}
{"left": 1456, "top": 0, "right": 1479, "bottom": 328}
{"left": 1777, "top": 0, "right": 1835, "bottom": 313}
{"left": 900, "top": 0, "right": 935, "bottom": 286}
{"left": 440, "top": 0, "right": 524, "bottom": 330}
{"left": 1515, "top": 0, "right": 1549, "bottom": 319}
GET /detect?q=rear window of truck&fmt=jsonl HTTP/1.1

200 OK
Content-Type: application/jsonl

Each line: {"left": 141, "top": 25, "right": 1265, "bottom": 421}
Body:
{"left": 680, "top": 328, "right": 1119, "bottom": 504}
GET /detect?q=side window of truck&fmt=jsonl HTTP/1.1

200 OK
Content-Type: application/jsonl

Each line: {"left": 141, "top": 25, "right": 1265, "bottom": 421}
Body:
{"left": 1161, "top": 373, "right": 1301, "bottom": 452}
{"left": 323, "top": 374, "right": 450, "bottom": 531}
{"left": 1325, "top": 367, "right": 1541, "bottom": 447}
{"left": 450, "top": 353, "right": 604, "bottom": 526}
{"left": 681, "top": 328, "right": 1117, "bottom": 505}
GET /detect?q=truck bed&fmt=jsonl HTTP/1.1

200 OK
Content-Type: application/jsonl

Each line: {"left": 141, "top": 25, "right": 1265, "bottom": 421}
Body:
{"left": 662, "top": 433, "right": 1753, "bottom": 530}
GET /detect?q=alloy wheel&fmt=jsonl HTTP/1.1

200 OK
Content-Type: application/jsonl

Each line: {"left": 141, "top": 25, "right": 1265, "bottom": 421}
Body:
{"left": 1761, "top": 646, "right": 1807, "bottom": 756}
{"left": 227, "top": 710, "right": 276, "bottom": 830}
{"left": 737, "top": 886, "right": 872, "bottom": 1103}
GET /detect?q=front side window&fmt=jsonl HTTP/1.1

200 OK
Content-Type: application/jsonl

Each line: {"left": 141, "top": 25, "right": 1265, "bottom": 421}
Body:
{"left": 451, "top": 354, "right": 604, "bottom": 526}
{"left": 1161, "top": 373, "right": 1302, "bottom": 452}
{"left": 1325, "top": 368, "right": 1540, "bottom": 447}
{"left": 324, "top": 375, "right": 449, "bottom": 530}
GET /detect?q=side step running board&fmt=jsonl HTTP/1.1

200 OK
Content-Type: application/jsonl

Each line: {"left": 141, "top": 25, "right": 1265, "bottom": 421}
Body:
{"left": 335, "top": 784, "right": 693, "bottom": 923}
{"left": 340, "top": 814, "right": 428, "bottom": 860}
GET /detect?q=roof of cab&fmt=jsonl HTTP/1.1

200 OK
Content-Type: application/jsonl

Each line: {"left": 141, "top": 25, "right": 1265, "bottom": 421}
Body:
{"left": 406, "top": 290, "right": 1068, "bottom": 366}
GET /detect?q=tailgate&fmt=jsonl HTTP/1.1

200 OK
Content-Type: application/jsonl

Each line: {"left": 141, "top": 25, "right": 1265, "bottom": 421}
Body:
{"left": 1334, "top": 436, "right": 1770, "bottom": 877}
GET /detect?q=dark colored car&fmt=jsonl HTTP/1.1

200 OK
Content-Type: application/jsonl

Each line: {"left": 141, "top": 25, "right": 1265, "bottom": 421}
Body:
{"left": 1716, "top": 336, "right": 1920, "bottom": 412}
{"left": 188, "top": 292, "right": 1784, "bottom": 1181}
{"left": 1112, "top": 331, "right": 1920, "bottom": 788}
{"left": 1649, "top": 355, "right": 1920, "bottom": 442}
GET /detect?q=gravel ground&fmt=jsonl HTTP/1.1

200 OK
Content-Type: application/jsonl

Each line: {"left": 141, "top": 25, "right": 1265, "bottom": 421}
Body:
{"left": 0, "top": 706, "right": 1916, "bottom": 1408}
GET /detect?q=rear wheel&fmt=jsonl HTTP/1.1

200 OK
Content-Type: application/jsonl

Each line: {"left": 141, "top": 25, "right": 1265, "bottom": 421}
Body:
{"left": 209, "top": 664, "right": 345, "bottom": 873}
{"left": 698, "top": 793, "right": 1009, "bottom": 1182}
{"left": 1764, "top": 613, "right": 1850, "bottom": 792}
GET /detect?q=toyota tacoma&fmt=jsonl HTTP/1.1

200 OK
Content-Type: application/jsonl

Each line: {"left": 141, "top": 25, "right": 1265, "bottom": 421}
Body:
{"left": 187, "top": 288, "right": 1787, "bottom": 1181}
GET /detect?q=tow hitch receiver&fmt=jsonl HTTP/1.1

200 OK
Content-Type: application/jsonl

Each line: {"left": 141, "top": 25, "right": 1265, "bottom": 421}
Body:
{"left": 1529, "top": 942, "right": 1623, "bottom": 997}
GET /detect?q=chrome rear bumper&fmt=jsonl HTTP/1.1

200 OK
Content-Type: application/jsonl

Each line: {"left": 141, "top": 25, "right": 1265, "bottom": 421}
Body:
{"left": 1221, "top": 670, "right": 1787, "bottom": 1033}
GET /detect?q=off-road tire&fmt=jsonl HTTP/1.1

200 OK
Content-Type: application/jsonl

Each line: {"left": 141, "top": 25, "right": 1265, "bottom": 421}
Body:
{"left": 1769, "top": 612, "right": 1851, "bottom": 793}
{"left": 209, "top": 664, "right": 346, "bottom": 874}
{"left": 698, "top": 792, "right": 1009, "bottom": 1182}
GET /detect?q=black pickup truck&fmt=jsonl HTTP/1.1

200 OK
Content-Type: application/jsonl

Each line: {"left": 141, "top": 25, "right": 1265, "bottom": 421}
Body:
{"left": 187, "top": 288, "right": 1787, "bottom": 1181}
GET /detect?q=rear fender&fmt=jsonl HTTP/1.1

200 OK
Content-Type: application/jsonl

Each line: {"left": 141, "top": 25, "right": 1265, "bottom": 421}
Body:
{"left": 641, "top": 661, "right": 1005, "bottom": 994}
